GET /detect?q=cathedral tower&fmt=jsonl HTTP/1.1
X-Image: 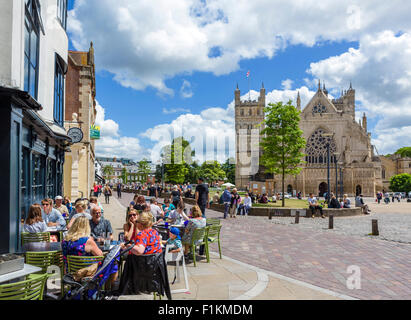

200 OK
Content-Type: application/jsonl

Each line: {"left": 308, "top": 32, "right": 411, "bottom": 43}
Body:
{"left": 234, "top": 84, "right": 265, "bottom": 189}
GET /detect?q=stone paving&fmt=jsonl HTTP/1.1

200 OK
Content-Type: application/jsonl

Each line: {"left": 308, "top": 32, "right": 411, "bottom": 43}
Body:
{"left": 115, "top": 192, "right": 411, "bottom": 300}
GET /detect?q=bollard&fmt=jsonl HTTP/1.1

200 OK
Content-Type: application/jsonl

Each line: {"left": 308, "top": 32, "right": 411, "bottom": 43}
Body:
{"left": 295, "top": 211, "right": 300, "bottom": 224}
{"left": 372, "top": 219, "right": 379, "bottom": 236}
{"left": 329, "top": 214, "right": 334, "bottom": 229}
{"left": 269, "top": 210, "right": 272, "bottom": 220}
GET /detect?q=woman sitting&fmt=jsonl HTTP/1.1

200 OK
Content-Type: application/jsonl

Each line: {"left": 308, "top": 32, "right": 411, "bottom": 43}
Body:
{"left": 133, "top": 195, "right": 146, "bottom": 211}
{"left": 62, "top": 216, "right": 118, "bottom": 290}
{"left": 67, "top": 200, "right": 92, "bottom": 229}
{"left": 23, "top": 204, "right": 47, "bottom": 233}
{"left": 182, "top": 205, "right": 206, "bottom": 258}
{"left": 162, "top": 199, "right": 175, "bottom": 219}
{"left": 328, "top": 194, "right": 341, "bottom": 209}
{"left": 123, "top": 209, "right": 139, "bottom": 241}
{"left": 167, "top": 201, "right": 189, "bottom": 225}
{"left": 343, "top": 194, "right": 351, "bottom": 208}
{"left": 127, "top": 211, "right": 162, "bottom": 256}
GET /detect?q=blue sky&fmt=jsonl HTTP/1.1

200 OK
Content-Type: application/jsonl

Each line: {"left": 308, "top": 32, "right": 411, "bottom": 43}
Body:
{"left": 67, "top": 1, "right": 411, "bottom": 161}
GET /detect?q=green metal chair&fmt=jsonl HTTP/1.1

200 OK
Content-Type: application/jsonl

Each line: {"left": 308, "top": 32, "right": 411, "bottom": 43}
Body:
{"left": 206, "top": 218, "right": 221, "bottom": 225}
{"left": 25, "top": 251, "right": 64, "bottom": 297}
{"left": 66, "top": 255, "right": 104, "bottom": 274}
{"left": 0, "top": 273, "right": 49, "bottom": 300}
{"left": 21, "top": 232, "right": 50, "bottom": 245}
{"left": 189, "top": 227, "right": 207, "bottom": 267}
{"left": 204, "top": 224, "right": 222, "bottom": 263}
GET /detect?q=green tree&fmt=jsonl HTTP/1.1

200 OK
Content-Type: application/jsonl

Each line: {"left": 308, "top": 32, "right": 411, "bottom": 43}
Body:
{"left": 102, "top": 165, "right": 114, "bottom": 180}
{"left": 221, "top": 158, "right": 236, "bottom": 184}
{"left": 200, "top": 160, "right": 226, "bottom": 183}
{"left": 162, "top": 137, "right": 192, "bottom": 184}
{"left": 121, "top": 167, "right": 128, "bottom": 184}
{"left": 389, "top": 173, "right": 411, "bottom": 192}
{"left": 185, "top": 161, "right": 201, "bottom": 183}
{"left": 137, "top": 159, "right": 151, "bottom": 183}
{"left": 394, "top": 147, "right": 411, "bottom": 158}
{"left": 260, "top": 100, "right": 306, "bottom": 207}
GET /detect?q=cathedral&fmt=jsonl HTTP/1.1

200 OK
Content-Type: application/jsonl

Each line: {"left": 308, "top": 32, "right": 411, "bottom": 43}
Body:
{"left": 234, "top": 81, "right": 388, "bottom": 197}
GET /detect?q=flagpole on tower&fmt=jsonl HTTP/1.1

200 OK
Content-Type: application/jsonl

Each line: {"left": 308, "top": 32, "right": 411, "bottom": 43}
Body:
{"left": 247, "top": 70, "right": 251, "bottom": 101}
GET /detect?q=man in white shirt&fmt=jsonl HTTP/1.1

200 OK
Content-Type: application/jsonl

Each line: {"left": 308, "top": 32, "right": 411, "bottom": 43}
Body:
{"left": 308, "top": 193, "right": 325, "bottom": 218}
{"left": 243, "top": 193, "right": 252, "bottom": 216}
{"left": 150, "top": 198, "right": 163, "bottom": 221}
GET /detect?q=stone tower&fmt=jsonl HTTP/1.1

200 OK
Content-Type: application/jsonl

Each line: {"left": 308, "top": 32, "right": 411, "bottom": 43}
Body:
{"left": 235, "top": 83, "right": 266, "bottom": 189}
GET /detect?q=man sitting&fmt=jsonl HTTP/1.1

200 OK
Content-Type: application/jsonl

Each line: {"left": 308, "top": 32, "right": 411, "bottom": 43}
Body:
{"left": 355, "top": 194, "right": 371, "bottom": 215}
{"left": 308, "top": 193, "right": 325, "bottom": 218}
{"left": 89, "top": 205, "right": 113, "bottom": 243}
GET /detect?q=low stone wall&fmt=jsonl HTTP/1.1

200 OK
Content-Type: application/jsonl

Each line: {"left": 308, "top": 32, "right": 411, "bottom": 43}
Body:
{"left": 121, "top": 190, "right": 362, "bottom": 217}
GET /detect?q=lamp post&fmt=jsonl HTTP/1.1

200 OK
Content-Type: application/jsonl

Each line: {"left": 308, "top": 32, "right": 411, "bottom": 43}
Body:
{"left": 322, "top": 133, "right": 334, "bottom": 204}
{"left": 333, "top": 152, "right": 343, "bottom": 198}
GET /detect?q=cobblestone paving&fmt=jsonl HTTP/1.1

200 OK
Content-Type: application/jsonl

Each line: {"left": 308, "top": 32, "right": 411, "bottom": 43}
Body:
{"left": 116, "top": 192, "right": 411, "bottom": 300}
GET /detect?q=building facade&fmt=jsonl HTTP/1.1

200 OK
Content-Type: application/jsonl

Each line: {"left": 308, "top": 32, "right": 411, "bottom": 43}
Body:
{"left": 235, "top": 82, "right": 387, "bottom": 197}
{"left": 0, "top": 0, "right": 69, "bottom": 253}
{"left": 63, "top": 44, "right": 97, "bottom": 200}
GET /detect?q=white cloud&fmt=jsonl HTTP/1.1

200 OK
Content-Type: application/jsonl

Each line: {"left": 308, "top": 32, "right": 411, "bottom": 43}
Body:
{"left": 307, "top": 31, "right": 411, "bottom": 154}
{"left": 68, "top": 0, "right": 411, "bottom": 95}
{"left": 94, "top": 101, "right": 147, "bottom": 160}
{"left": 142, "top": 85, "right": 315, "bottom": 164}
{"left": 180, "top": 80, "right": 194, "bottom": 98}
{"left": 162, "top": 107, "right": 191, "bottom": 114}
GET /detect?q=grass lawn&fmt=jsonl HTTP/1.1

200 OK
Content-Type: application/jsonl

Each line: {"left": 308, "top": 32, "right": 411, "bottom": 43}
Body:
{"left": 253, "top": 199, "right": 310, "bottom": 208}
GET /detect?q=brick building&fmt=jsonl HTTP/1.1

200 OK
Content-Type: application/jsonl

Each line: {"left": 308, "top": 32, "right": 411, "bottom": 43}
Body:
{"left": 63, "top": 43, "right": 97, "bottom": 199}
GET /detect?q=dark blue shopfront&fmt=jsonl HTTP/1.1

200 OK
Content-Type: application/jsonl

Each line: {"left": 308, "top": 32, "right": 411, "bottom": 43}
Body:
{"left": 0, "top": 87, "right": 67, "bottom": 254}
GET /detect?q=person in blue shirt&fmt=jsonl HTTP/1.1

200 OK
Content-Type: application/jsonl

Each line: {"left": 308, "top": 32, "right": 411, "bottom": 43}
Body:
{"left": 162, "top": 227, "right": 182, "bottom": 253}
{"left": 41, "top": 198, "right": 66, "bottom": 230}
{"left": 221, "top": 187, "right": 232, "bottom": 219}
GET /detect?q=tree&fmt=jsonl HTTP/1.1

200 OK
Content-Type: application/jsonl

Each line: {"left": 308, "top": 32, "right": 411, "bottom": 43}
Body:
{"left": 121, "top": 167, "right": 128, "bottom": 184}
{"left": 259, "top": 100, "right": 306, "bottom": 207}
{"left": 185, "top": 161, "right": 201, "bottom": 183}
{"left": 102, "top": 165, "right": 114, "bottom": 181}
{"left": 137, "top": 159, "right": 151, "bottom": 183}
{"left": 162, "top": 137, "right": 192, "bottom": 184}
{"left": 389, "top": 173, "right": 411, "bottom": 193}
{"left": 394, "top": 147, "right": 411, "bottom": 158}
{"left": 200, "top": 160, "right": 226, "bottom": 184}
{"left": 221, "top": 158, "right": 235, "bottom": 184}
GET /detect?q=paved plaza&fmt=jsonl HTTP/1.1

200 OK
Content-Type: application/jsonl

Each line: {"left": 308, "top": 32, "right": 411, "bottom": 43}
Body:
{"left": 113, "top": 192, "right": 411, "bottom": 300}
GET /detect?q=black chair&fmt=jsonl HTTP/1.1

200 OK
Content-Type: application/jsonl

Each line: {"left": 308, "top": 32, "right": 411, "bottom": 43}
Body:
{"left": 118, "top": 251, "right": 172, "bottom": 300}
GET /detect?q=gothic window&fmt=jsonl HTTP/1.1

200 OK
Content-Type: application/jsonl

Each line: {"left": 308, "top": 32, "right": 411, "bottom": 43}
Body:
{"left": 249, "top": 109, "right": 252, "bottom": 116}
{"left": 240, "top": 109, "right": 244, "bottom": 116}
{"left": 312, "top": 103, "right": 327, "bottom": 114}
{"left": 257, "top": 108, "right": 260, "bottom": 115}
{"left": 305, "top": 128, "right": 336, "bottom": 165}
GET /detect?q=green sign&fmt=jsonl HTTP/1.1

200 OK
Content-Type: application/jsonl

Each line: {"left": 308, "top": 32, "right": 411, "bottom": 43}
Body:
{"left": 90, "top": 125, "right": 100, "bottom": 140}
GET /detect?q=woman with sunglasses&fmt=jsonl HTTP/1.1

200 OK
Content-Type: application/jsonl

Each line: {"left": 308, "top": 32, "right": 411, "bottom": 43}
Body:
{"left": 123, "top": 209, "right": 140, "bottom": 241}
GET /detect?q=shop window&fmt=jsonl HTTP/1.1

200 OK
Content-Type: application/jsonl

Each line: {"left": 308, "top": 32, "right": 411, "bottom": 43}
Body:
{"left": 21, "top": 148, "right": 31, "bottom": 219}
{"left": 32, "top": 153, "right": 45, "bottom": 203}
{"left": 24, "top": 0, "right": 41, "bottom": 99}
{"left": 46, "top": 159, "right": 56, "bottom": 199}
{"left": 54, "top": 56, "right": 65, "bottom": 126}
{"left": 57, "top": 0, "right": 67, "bottom": 30}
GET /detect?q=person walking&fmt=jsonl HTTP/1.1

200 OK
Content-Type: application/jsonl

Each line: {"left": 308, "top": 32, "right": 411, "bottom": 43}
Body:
{"left": 117, "top": 183, "right": 122, "bottom": 199}
{"left": 104, "top": 184, "right": 112, "bottom": 204}
{"left": 195, "top": 177, "right": 209, "bottom": 218}
{"left": 230, "top": 188, "right": 241, "bottom": 218}
{"left": 221, "top": 187, "right": 232, "bottom": 219}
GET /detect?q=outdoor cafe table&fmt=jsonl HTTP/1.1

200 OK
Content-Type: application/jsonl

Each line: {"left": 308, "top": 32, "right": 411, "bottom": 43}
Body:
{"left": 0, "top": 264, "right": 42, "bottom": 284}
{"left": 20, "top": 241, "right": 62, "bottom": 253}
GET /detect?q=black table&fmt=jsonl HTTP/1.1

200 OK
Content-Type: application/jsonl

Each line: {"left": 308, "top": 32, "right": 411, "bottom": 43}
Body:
{"left": 20, "top": 242, "right": 62, "bottom": 253}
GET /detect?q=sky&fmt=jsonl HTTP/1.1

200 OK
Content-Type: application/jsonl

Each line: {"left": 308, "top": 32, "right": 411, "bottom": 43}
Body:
{"left": 67, "top": 0, "right": 411, "bottom": 164}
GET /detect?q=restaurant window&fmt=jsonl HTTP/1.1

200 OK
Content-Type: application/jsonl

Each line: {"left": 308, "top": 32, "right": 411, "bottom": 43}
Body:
{"left": 21, "top": 148, "right": 31, "bottom": 219}
{"left": 54, "top": 56, "right": 65, "bottom": 126}
{"left": 24, "top": 0, "right": 41, "bottom": 99}
{"left": 57, "top": 0, "right": 67, "bottom": 30}
{"left": 32, "top": 153, "right": 45, "bottom": 203}
{"left": 46, "top": 159, "right": 56, "bottom": 199}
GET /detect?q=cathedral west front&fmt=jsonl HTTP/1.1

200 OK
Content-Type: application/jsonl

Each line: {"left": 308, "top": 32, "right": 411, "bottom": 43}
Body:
{"left": 235, "top": 81, "right": 388, "bottom": 197}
